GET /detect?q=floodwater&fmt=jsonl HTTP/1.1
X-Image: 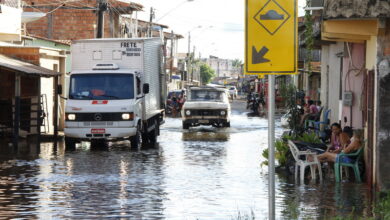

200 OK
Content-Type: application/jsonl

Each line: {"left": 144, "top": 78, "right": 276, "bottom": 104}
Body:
{"left": 0, "top": 101, "right": 373, "bottom": 219}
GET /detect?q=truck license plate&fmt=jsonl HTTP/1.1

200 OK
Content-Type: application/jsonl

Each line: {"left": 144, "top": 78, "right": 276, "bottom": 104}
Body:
{"left": 91, "top": 129, "right": 106, "bottom": 134}
{"left": 199, "top": 120, "right": 209, "bottom": 123}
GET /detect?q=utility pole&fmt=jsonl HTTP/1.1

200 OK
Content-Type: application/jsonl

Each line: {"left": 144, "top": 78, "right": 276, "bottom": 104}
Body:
{"left": 170, "top": 31, "right": 174, "bottom": 83}
{"left": 96, "top": 0, "right": 107, "bottom": 38}
{"left": 193, "top": 46, "right": 196, "bottom": 82}
{"left": 187, "top": 31, "right": 191, "bottom": 83}
{"left": 148, "top": 7, "right": 155, "bottom": 37}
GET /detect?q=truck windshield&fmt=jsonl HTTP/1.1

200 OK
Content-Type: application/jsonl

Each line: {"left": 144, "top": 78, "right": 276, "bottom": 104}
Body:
{"left": 69, "top": 74, "right": 134, "bottom": 100}
{"left": 189, "top": 90, "right": 227, "bottom": 102}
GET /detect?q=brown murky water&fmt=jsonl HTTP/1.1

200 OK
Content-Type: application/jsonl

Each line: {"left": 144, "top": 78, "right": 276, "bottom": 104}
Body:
{"left": 0, "top": 108, "right": 373, "bottom": 219}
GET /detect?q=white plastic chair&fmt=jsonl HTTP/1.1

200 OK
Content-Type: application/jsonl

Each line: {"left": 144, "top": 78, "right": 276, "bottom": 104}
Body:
{"left": 288, "top": 140, "right": 323, "bottom": 183}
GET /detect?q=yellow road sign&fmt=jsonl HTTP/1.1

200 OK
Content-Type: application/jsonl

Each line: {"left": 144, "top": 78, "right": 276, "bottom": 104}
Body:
{"left": 245, "top": 0, "right": 297, "bottom": 75}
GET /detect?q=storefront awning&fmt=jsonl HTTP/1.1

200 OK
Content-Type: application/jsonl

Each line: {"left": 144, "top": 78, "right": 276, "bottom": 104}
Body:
{"left": 322, "top": 19, "right": 378, "bottom": 43}
{"left": 0, "top": 54, "right": 60, "bottom": 77}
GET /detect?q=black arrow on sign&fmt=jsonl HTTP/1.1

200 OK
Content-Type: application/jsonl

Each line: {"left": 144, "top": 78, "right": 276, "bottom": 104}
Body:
{"left": 252, "top": 46, "right": 270, "bottom": 64}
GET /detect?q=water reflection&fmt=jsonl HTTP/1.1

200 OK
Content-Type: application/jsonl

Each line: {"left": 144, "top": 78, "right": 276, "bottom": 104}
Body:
{"left": 0, "top": 140, "right": 167, "bottom": 219}
{"left": 182, "top": 128, "right": 230, "bottom": 142}
{"left": 277, "top": 173, "right": 374, "bottom": 219}
{"left": 0, "top": 112, "right": 375, "bottom": 219}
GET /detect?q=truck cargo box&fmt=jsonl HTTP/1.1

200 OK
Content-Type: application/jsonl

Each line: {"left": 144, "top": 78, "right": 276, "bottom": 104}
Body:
{"left": 71, "top": 38, "right": 164, "bottom": 120}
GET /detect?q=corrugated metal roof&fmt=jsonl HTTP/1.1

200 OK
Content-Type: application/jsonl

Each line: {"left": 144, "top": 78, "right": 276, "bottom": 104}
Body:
{"left": 0, "top": 54, "right": 60, "bottom": 77}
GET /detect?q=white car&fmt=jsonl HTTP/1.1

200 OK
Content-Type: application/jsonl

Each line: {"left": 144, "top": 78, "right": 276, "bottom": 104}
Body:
{"left": 228, "top": 86, "right": 238, "bottom": 99}
{"left": 181, "top": 87, "right": 231, "bottom": 129}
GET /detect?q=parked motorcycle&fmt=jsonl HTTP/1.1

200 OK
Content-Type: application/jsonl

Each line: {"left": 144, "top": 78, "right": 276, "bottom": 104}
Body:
{"left": 246, "top": 93, "right": 265, "bottom": 116}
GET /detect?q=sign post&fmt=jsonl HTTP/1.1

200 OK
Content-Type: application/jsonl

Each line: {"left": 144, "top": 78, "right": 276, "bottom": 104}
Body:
{"left": 245, "top": 0, "right": 297, "bottom": 219}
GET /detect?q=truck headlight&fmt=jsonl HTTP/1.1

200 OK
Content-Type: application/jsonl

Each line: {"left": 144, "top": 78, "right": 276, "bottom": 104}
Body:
{"left": 220, "top": 110, "right": 226, "bottom": 116}
{"left": 185, "top": 110, "right": 191, "bottom": 116}
{"left": 122, "top": 113, "right": 134, "bottom": 120}
{"left": 67, "top": 114, "right": 76, "bottom": 121}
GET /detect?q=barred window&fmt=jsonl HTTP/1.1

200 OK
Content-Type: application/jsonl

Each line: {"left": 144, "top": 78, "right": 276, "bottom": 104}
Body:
{"left": 0, "top": 0, "right": 20, "bottom": 8}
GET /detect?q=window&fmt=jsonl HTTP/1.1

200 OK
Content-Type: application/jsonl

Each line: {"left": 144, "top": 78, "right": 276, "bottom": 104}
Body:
{"left": 69, "top": 74, "right": 135, "bottom": 100}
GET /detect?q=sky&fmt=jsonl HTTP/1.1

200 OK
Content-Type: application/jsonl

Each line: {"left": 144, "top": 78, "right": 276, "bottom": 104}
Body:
{"left": 130, "top": 0, "right": 306, "bottom": 60}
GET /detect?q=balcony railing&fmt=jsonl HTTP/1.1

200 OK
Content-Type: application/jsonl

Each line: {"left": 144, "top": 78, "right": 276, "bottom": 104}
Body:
{"left": 0, "top": 0, "right": 20, "bottom": 8}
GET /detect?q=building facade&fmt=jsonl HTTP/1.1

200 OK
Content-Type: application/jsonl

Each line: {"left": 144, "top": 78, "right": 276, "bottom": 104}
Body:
{"left": 321, "top": 0, "right": 390, "bottom": 190}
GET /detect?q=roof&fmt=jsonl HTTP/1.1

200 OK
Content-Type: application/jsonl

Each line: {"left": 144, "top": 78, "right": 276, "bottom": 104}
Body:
{"left": 135, "top": 19, "right": 169, "bottom": 29}
{"left": 114, "top": 0, "right": 143, "bottom": 11}
{"left": 189, "top": 86, "right": 227, "bottom": 91}
{"left": 0, "top": 54, "right": 60, "bottom": 77}
{"left": 164, "top": 32, "right": 184, "bottom": 39}
{"left": 25, "top": 35, "right": 71, "bottom": 46}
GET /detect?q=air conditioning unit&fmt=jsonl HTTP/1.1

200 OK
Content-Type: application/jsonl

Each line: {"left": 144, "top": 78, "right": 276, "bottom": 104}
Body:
{"left": 305, "top": 0, "right": 324, "bottom": 10}
{"left": 311, "top": 0, "right": 324, "bottom": 7}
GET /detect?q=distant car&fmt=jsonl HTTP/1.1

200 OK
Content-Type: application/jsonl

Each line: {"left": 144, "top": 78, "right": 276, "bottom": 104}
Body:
{"left": 181, "top": 86, "right": 231, "bottom": 129}
{"left": 228, "top": 86, "right": 238, "bottom": 99}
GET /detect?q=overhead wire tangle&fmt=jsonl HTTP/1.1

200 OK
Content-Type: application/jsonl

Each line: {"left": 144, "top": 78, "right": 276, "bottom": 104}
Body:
{"left": 107, "top": 0, "right": 123, "bottom": 16}
{"left": 23, "top": 0, "right": 97, "bottom": 13}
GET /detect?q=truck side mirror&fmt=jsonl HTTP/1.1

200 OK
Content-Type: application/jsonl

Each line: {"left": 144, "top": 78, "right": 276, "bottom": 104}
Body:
{"left": 57, "top": 84, "right": 63, "bottom": 95}
{"left": 143, "top": 83, "right": 150, "bottom": 94}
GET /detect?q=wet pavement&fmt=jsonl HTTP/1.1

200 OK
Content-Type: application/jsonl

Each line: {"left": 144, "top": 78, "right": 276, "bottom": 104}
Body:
{"left": 0, "top": 100, "right": 373, "bottom": 219}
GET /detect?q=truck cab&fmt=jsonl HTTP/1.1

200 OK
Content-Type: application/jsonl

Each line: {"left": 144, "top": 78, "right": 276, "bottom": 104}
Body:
{"left": 64, "top": 38, "right": 164, "bottom": 150}
{"left": 181, "top": 87, "right": 231, "bottom": 129}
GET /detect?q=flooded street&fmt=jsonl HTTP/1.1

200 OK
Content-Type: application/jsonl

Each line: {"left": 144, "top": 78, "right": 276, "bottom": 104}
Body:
{"left": 0, "top": 100, "right": 373, "bottom": 219}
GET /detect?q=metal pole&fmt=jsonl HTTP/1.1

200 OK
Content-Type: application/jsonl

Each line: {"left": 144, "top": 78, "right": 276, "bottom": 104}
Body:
{"left": 53, "top": 76, "right": 59, "bottom": 142}
{"left": 268, "top": 74, "right": 275, "bottom": 220}
{"left": 13, "top": 74, "right": 21, "bottom": 149}
{"left": 187, "top": 32, "right": 191, "bottom": 83}
{"left": 96, "top": 0, "right": 107, "bottom": 38}
{"left": 188, "top": 31, "right": 191, "bottom": 56}
{"left": 148, "top": 7, "right": 154, "bottom": 37}
{"left": 170, "top": 31, "right": 174, "bottom": 83}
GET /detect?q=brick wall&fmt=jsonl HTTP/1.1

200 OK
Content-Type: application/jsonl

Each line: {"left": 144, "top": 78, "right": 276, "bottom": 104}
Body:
{"left": 0, "top": 47, "right": 40, "bottom": 65}
{"left": 23, "top": 0, "right": 133, "bottom": 40}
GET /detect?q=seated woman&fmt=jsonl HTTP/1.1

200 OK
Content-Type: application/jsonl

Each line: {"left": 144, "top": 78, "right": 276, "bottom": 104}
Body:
{"left": 317, "top": 129, "right": 363, "bottom": 163}
{"left": 300, "top": 100, "right": 319, "bottom": 125}
{"left": 327, "top": 123, "right": 350, "bottom": 153}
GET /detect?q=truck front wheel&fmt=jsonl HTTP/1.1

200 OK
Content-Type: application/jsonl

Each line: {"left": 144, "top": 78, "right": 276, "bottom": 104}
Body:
{"left": 130, "top": 125, "right": 143, "bottom": 149}
{"left": 65, "top": 137, "right": 77, "bottom": 151}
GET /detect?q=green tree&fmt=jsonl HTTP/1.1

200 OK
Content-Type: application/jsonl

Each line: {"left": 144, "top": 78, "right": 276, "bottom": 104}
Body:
{"left": 200, "top": 63, "right": 215, "bottom": 84}
{"left": 232, "top": 59, "right": 243, "bottom": 68}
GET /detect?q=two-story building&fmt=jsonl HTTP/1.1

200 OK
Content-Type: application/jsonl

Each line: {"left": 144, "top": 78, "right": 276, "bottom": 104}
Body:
{"left": 320, "top": 0, "right": 390, "bottom": 190}
{"left": 0, "top": 0, "right": 61, "bottom": 144}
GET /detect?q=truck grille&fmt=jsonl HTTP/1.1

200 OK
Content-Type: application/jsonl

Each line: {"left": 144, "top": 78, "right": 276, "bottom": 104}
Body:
{"left": 191, "top": 109, "right": 221, "bottom": 116}
{"left": 83, "top": 122, "right": 114, "bottom": 127}
{"left": 67, "top": 113, "right": 123, "bottom": 122}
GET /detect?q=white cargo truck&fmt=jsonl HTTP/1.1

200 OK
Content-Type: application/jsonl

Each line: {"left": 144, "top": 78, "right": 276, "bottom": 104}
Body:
{"left": 64, "top": 38, "right": 165, "bottom": 149}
